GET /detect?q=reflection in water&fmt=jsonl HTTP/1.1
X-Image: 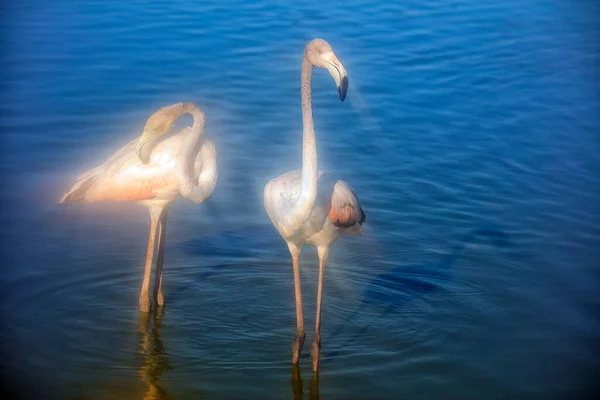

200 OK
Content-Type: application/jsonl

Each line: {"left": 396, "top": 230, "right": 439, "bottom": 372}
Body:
{"left": 327, "top": 226, "right": 511, "bottom": 359}
{"left": 291, "top": 365, "right": 319, "bottom": 400}
{"left": 138, "top": 309, "right": 172, "bottom": 400}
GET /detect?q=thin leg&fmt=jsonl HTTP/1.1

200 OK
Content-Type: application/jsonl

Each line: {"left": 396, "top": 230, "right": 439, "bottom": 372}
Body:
{"left": 311, "top": 246, "right": 329, "bottom": 372}
{"left": 154, "top": 208, "right": 168, "bottom": 307}
{"left": 139, "top": 206, "right": 163, "bottom": 312}
{"left": 288, "top": 242, "right": 305, "bottom": 364}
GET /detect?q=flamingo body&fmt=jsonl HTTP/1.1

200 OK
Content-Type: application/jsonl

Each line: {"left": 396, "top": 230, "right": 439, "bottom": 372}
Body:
{"left": 61, "top": 133, "right": 215, "bottom": 204}
{"left": 264, "top": 170, "right": 364, "bottom": 247}
{"left": 60, "top": 102, "right": 217, "bottom": 312}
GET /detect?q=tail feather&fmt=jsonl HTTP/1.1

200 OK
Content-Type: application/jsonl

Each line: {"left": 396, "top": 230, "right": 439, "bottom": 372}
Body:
{"left": 59, "top": 138, "right": 138, "bottom": 203}
{"left": 59, "top": 170, "right": 97, "bottom": 203}
{"left": 329, "top": 181, "right": 365, "bottom": 228}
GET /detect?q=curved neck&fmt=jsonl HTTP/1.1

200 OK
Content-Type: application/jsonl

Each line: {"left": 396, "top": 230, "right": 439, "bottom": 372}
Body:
{"left": 174, "top": 106, "right": 217, "bottom": 203}
{"left": 180, "top": 102, "right": 204, "bottom": 131}
{"left": 282, "top": 56, "right": 318, "bottom": 231}
{"left": 175, "top": 103, "right": 205, "bottom": 167}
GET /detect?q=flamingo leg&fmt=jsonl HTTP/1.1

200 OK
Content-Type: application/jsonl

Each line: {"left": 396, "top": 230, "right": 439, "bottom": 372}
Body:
{"left": 311, "top": 246, "right": 329, "bottom": 372}
{"left": 153, "top": 208, "right": 168, "bottom": 307}
{"left": 139, "top": 206, "right": 163, "bottom": 312}
{"left": 288, "top": 242, "right": 305, "bottom": 364}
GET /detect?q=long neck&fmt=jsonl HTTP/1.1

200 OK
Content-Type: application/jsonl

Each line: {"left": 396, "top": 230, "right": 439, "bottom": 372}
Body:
{"left": 301, "top": 56, "right": 318, "bottom": 202}
{"left": 175, "top": 104, "right": 217, "bottom": 203}
{"left": 282, "top": 56, "right": 318, "bottom": 231}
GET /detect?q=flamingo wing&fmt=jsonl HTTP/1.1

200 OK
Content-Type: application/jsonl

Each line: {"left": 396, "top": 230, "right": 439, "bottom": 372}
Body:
{"left": 60, "top": 138, "right": 179, "bottom": 203}
{"left": 328, "top": 180, "right": 366, "bottom": 228}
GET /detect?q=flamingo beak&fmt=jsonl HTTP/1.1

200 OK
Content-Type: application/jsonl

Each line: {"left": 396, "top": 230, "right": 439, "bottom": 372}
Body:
{"left": 325, "top": 55, "right": 348, "bottom": 102}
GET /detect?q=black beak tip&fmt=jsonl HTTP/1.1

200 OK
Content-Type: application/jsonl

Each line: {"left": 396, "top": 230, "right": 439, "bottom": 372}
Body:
{"left": 338, "top": 76, "right": 348, "bottom": 102}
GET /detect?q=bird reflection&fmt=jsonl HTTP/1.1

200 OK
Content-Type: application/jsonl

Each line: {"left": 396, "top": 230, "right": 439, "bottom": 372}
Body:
{"left": 291, "top": 364, "right": 320, "bottom": 400}
{"left": 138, "top": 308, "right": 172, "bottom": 400}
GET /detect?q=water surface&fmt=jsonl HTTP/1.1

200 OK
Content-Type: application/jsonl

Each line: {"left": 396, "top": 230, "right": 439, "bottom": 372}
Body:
{"left": 1, "top": 0, "right": 599, "bottom": 399}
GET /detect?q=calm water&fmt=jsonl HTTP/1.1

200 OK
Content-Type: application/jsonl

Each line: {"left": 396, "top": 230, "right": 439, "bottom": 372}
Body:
{"left": 2, "top": 0, "right": 600, "bottom": 399}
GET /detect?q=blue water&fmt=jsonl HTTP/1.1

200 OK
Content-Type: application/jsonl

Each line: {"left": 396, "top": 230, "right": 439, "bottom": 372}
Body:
{"left": 2, "top": 0, "right": 600, "bottom": 399}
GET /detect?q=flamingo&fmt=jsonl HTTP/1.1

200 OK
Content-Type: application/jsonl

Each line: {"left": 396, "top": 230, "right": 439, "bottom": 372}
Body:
{"left": 263, "top": 39, "right": 365, "bottom": 372}
{"left": 60, "top": 102, "right": 218, "bottom": 312}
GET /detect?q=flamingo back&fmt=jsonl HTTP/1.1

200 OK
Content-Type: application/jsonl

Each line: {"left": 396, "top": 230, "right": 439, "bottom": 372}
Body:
{"left": 60, "top": 134, "right": 188, "bottom": 203}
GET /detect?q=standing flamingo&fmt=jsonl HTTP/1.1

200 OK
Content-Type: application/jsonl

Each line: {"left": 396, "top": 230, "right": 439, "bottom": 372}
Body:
{"left": 263, "top": 39, "right": 365, "bottom": 372}
{"left": 60, "top": 102, "right": 217, "bottom": 312}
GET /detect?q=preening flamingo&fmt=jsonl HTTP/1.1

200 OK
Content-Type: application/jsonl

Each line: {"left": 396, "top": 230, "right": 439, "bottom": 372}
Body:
{"left": 60, "top": 102, "right": 217, "bottom": 312}
{"left": 263, "top": 39, "right": 365, "bottom": 372}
